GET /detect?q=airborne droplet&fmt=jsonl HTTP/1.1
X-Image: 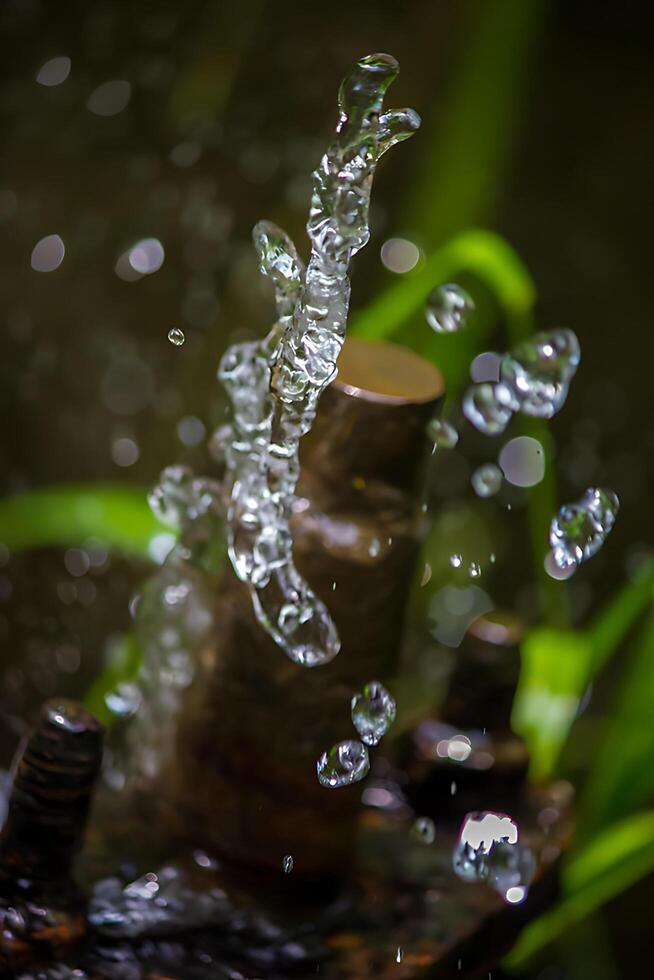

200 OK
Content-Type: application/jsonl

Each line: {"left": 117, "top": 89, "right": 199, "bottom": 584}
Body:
{"left": 351, "top": 680, "right": 396, "bottom": 746}
{"left": 471, "top": 463, "right": 503, "bottom": 498}
{"left": 316, "top": 739, "right": 370, "bottom": 789}
{"left": 500, "top": 328, "right": 580, "bottom": 419}
{"left": 167, "top": 327, "right": 185, "bottom": 347}
{"left": 462, "top": 383, "right": 513, "bottom": 436}
{"left": 425, "top": 283, "right": 474, "bottom": 334}
{"left": 549, "top": 487, "right": 619, "bottom": 571}
{"left": 427, "top": 417, "right": 459, "bottom": 450}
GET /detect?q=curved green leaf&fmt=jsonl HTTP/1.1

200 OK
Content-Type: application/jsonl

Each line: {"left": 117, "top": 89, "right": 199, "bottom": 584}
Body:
{"left": 0, "top": 484, "right": 171, "bottom": 562}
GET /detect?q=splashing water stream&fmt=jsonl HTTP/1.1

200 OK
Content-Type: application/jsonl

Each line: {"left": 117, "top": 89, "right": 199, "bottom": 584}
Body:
{"left": 218, "top": 54, "right": 420, "bottom": 667}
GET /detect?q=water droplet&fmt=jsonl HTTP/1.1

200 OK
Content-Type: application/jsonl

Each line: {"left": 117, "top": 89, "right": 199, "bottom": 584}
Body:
{"left": 450, "top": 554, "right": 463, "bottom": 569}
{"left": 351, "top": 680, "right": 396, "bottom": 746}
{"left": 543, "top": 550, "right": 575, "bottom": 580}
{"left": 468, "top": 562, "right": 481, "bottom": 578}
{"left": 498, "top": 436, "right": 545, "bottom": 488}
{"left": 463, "top": 384, "right": 512, "bottom": 436}
{"left": 411, "top": 816, "right": 436, "bottom": 845}
{"left": 500, "top": 328, "right": 580, "bottom": 419}
{"left": 549, "top": 487, "right": 619, "bottom": 570}
{"left": 471, "top": 463, "right": 502, "bottom": 498}
{"left": 282, "top": 854, "right": 293, "bottom": 874}
{"left": 453, "top": 811, "right": 518, "bottom": 880}
{"left": 425, "top": 283, "right": 474, "bottom": 334}
{"left": 317, "top": 739, "right": 370, "bottom": 788}
{"left": 452, "top": 811, "right": 535, "bottom": 902}
{"left": 168, "top": 327, "right": 185, "bottom": 346}
{"left": 427, "top": 417, "right": 458, "bottom": 450}
{"left": 396, "top": 946, "right": 404, "bottom": 963}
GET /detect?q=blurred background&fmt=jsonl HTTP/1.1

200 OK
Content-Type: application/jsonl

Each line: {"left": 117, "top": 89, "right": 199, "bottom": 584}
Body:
{"left": 1, "top": 0, "right": 653, "bottom": 976}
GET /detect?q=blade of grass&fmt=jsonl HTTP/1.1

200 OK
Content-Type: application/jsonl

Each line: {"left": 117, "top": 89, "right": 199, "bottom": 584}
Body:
{"left": 505, "top": 811, "right": 654, "bottom": 969}
{"left": 512, "top": 561, "right": 654, "bottom": 780}
{"left": 83, "top": 632, "right": 143, "bottom": 728}
{"left": 580, "top": 604, "right": 654, "bottom": 838}
{"left": 406, "top": 0, "right": 549, "bottom": 245}
{"left": 0, "top": 484, "right": 172, "bottom": 562}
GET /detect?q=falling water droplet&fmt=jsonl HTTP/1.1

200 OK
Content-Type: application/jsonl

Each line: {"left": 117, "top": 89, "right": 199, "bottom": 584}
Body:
{"left": 450, "top": 554, "right": 463, "bottom": 569}
{"left": 425, "top": 283, "right": 474, "bottom": 334}
{"left": 167, "top": 327, "right": 185, "bottom": 347}
{"left": 426, "top": 417, "right": 458, "bottom": 450}
{"left": 452, "top": 811, "right": 535, "bottom": 902}
{"left": 396, "top": 946, "right": 404, "bottom": 963}
{"left": 463, "top": 384, "right": 513, "bottom": 436}
{"left": 351, "top": 680, "right": 396, "bottom": 746}
{"left": 468, "top": 562, "right": 481, "bottom": 578}
{"left": 282, "top": 854, "right": 294, "bottom": 874}
{"left": 471, "top": 463, "right": 503, "bottom": 498}
{"left": 549, "top": 487, "right": 619, "bottom": 570}
{"left": 317, "top": 739, "right": 370, "bottom": 789}
{"left": 411, "top": 816, "right": 436, "bottom": 845}
{"left": 500, "top": 328, "right": 580, "bottom": 419}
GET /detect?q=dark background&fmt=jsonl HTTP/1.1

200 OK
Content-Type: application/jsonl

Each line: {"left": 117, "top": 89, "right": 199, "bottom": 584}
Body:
{"left": 1, "top": 1, "right": 653, "bottom": 976}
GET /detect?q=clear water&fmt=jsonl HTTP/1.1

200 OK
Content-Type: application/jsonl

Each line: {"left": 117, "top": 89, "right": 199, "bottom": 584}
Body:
{"left": 218, "top": 54, "right": 420, "bottom": 668}
{"left": 350, "top": 680, "right": 396, "bottom": 746}
{"left": 316, "top": 739, "right": 370, "bottom": 788}
{"left": 452, "top": 811, "right": 534, "bottom": 903}
{"left": 471, "top": 462, "right": 503, "bottom": 498}
{"left": 425, "top": 283, "right": 474, "bottom": 334}
{"left": 550, "top": 486, "right": 620, "bottom": 571}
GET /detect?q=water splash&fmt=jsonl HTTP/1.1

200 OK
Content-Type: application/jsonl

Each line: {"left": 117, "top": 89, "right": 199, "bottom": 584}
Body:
{"left": 425, "top": 283, "right": 474, "bottom": 334}
{"left": 452, "top": 811, "right": 534, "bottom": 902}
{"left": 549, "top": 486, "right": 619, "bottom": 571}
{"left": 351, "top": 680, "right": 396, "bottom": 745}
{"left": 317, "top": 739, "right": 370, "bottom": 788}
{"left": 219, "top": 54, "right": 419, "bottom": 667}
{"left": 471, "top": 462, "right": 502, "bottom": 498}
{"left": 124, "top": 466, "right": 224, "bottom": 782}
{"left": 411, "top": 816, "right": 436, "bottom": 844}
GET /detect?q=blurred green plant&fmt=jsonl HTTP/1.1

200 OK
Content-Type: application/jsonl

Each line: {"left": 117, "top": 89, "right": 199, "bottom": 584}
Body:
{"left": 505, "top": 810, "right": 654, "bottom": 970}
{"left": 83, "top": 631, "right": 143, "bottom": 728}
{"left": 0, "top": 484, "right": 170, "bottom": 561}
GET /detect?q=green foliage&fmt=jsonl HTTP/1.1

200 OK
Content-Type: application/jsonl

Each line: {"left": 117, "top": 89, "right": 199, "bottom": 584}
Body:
{"left": 512, "top": 560, "right": 654, "bottom": 781}
{"left": 83, "top": 632, "right": 143, "bottom": 728}
{"left": 0, "top": 484, "right": 170, "bottom": 561}
{"left": 505, "top": 811, "right": 654, "bottom": 970}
